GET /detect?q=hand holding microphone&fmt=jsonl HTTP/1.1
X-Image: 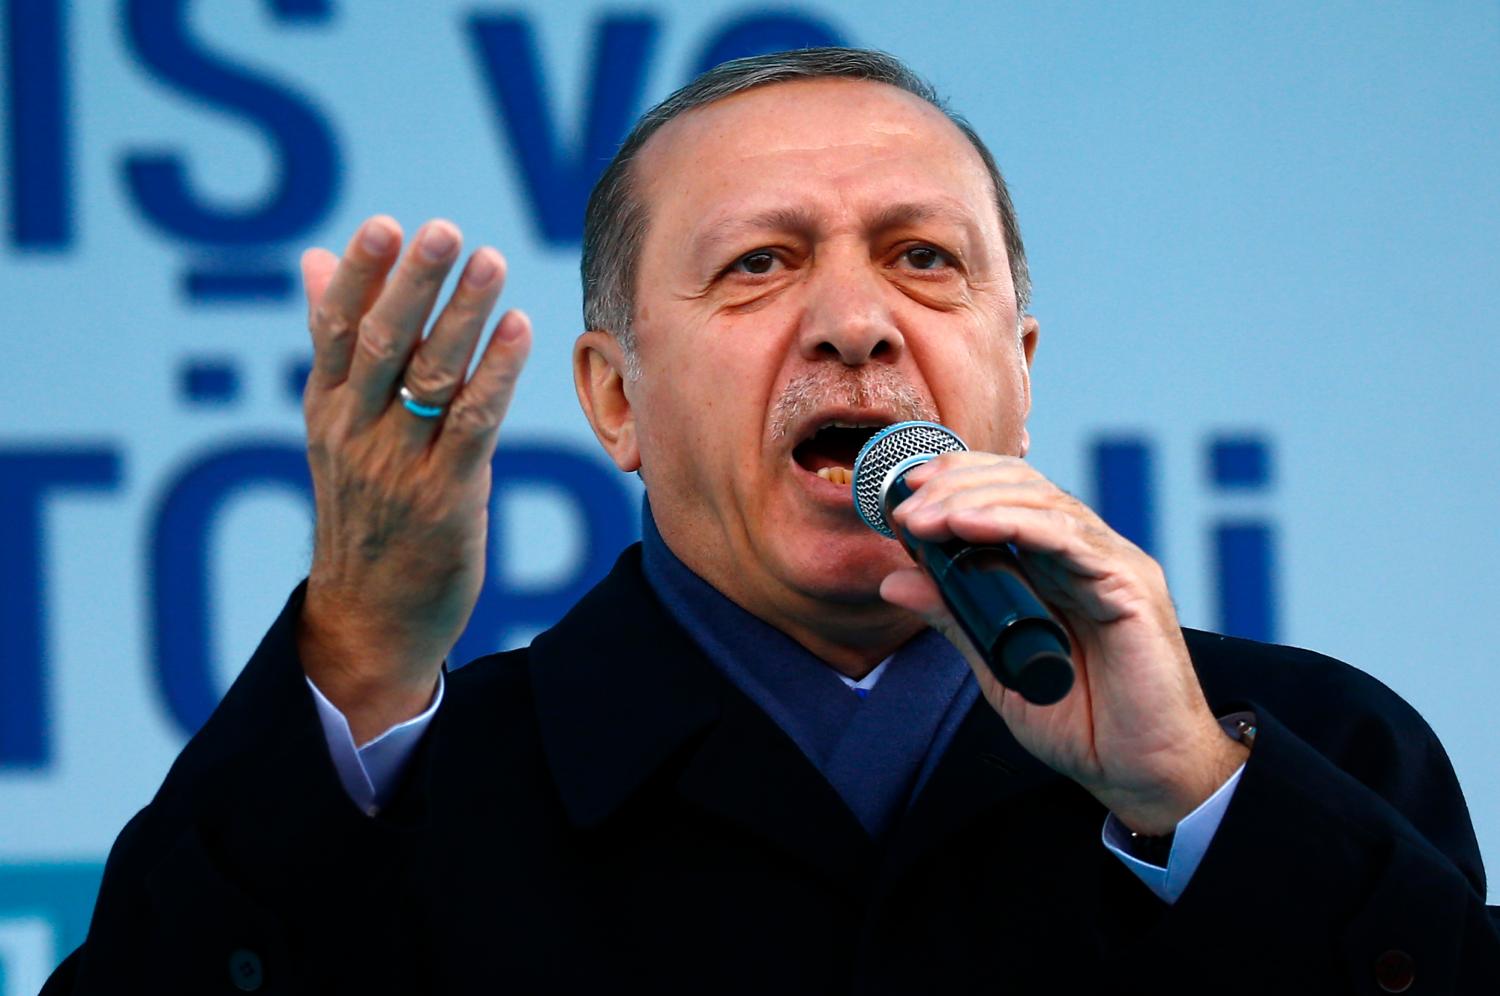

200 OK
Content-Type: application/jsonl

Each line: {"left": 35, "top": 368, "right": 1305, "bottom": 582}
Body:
{"left": 851, "top": 422, "right": 1074, "bottom": 706}
{"left": 857, "top": 422, "right": 1248, "bottom": 833}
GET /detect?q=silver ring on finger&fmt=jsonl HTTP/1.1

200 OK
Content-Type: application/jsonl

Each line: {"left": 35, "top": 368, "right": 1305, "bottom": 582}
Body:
{"left": 399, "top": 384, "right": 446, "bottom": 419}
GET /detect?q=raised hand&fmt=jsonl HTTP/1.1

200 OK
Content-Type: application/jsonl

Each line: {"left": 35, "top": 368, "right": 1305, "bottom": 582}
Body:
{"left": 880, "top": 452, "right": 1248, "bottom": 835}
{"left": 295, "top": 216, "right": 532, "bottom": 744}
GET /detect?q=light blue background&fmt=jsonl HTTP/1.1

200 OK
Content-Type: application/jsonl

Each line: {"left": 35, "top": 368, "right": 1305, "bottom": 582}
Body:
{"left": 2, "top": 1, "right": 1497, "bottom": 979}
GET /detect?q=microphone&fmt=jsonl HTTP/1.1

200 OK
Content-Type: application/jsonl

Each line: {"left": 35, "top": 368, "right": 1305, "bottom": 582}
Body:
{"left": 851, "top": 421, "right": 1075, "bottom": 706}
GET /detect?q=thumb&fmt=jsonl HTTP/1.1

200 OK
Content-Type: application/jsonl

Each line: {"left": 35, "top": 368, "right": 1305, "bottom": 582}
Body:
{"left": 880, "top": 567, "right": 992, "bottom": 677}
{"left": 879, "top": 566, "right": 945, "bottom": 619}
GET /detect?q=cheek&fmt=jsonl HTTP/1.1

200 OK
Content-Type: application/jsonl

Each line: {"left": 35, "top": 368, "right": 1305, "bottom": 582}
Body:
{"left": 634, "top": 351, "right": 764, "bottom": 482}
{"left": 664, "top": 356, "right": 759, "bottom": 435}
{"left": 922, "top": 332, "right": 1029, "bottom": 447}
{"left": 691, "top": 319, "right": 794, "bottom": 417}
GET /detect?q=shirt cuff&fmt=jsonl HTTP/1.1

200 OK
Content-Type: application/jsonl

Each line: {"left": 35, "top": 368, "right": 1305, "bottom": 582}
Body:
{"left": 1101, "top": 761, "right": 1245, "bottom": 903}
{"left": 305, "top": 672, "right": 444, "bottom": 816}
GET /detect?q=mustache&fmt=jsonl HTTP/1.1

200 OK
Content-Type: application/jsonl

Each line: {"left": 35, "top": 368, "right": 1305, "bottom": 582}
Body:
{"left": 770, "top": 367, "right": 938, "bottom": 441}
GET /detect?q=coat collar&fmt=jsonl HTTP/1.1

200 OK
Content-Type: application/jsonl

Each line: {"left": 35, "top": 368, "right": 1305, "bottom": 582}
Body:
{"left": 526, "top": 545, "right": 1076, "bottom": 892}
{"left": 876, "top": 693, "right": 1060, "bottom": 887}
{"left": 526, "top": 544, "right": 722, "bottom": 828}
{"left": 526, "top": 545, "right": 878, "bottom": 888}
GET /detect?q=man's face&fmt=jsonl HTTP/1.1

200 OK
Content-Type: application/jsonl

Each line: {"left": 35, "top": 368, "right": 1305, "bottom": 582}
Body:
{"left": 620, "top": 78, "right": 1036, "bottom": 645}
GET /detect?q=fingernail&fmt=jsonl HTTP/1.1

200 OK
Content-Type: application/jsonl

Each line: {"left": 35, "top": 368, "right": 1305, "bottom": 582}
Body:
{"left": 419, "top": 224, "right": 457, "bottom": 261}
{"left": 464, "top": 251, "right": 497, "bottom": 288}
{"left": 499, "top": 310, "right": 528, "bottom": 341}
{"left": 361, "top": 222, "right": 394, "bottom": 254}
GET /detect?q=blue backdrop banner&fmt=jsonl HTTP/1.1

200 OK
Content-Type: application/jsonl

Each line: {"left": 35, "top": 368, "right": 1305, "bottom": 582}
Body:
{"left": 2, "top": 2, "right": 1497, "bottom": 981}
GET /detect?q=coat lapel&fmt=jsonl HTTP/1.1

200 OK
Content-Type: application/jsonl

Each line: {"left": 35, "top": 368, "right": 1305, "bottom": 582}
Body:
{"left": 676, "top": 688, "right": 875, "bottom": 893}
{"left": 527, "top": 546, "right": 874, "bottom": 892}
{"left": 877, "top": 695, "right": 1062, "bottom": 888}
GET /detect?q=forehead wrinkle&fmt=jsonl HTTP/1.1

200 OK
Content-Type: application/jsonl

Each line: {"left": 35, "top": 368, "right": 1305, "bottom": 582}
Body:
{"left": 635, "top": 78, "right": 1007, "bottom": 288}
{"left": 867, "top": 200, "right": 975, "bottom": 234}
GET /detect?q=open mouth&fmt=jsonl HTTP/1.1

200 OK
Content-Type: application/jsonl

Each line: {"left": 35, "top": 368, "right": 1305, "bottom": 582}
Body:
{"left": 792, "top": 422, "right": 887, "bottom": 487}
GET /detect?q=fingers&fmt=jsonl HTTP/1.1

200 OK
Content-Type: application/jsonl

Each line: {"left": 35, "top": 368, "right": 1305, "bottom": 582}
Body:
{"left": 891, "top": 454, "right": 1121, "bottom": 583}
{"left": 898, "top": 452, "right": 1044, "bottom": 503}
{"left": 299, "top": 214, "right": 528, "bottom": 470}
{"left": 895, "top": 455, "right": 1077, "bottom": 539}
{"left": 304, "top": 216, "right": 403, "bottom": 387}
{"left": 299, "top": 248, "right": 338, "bottom": 316}
{"left": 434, "top": 309, "right": 533, "bottom": 471}
{"left": 891, "top": 457, "right": 1174, "bottom": 630}
{"left": 344, "top": 220, "right": 464, "bottom": 422}
{"left": 388, "top": 248, "right": 508, "bottom": 443}
{"left": 878, "top": 567, "right": 999, "bottom": 693}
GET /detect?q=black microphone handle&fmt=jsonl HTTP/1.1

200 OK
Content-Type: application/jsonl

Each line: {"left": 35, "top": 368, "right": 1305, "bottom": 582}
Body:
{"left": 885, "top": 470, "right": 1075, "bottom": 706}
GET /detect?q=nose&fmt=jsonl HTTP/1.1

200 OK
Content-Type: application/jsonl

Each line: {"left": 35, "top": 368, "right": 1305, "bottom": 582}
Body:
{"left": 797, "top": 253, "right": 904, "bottom": 365}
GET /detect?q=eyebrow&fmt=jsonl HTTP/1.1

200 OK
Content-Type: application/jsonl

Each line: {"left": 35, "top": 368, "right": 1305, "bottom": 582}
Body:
{"left": 689, "top": 200, "right": 985, "bottom": 260}
{"left": 868, "top": 201, "right": 992, "bottom": 270}
{"left": 690, "top": 206, "right": 820, "bottom": 259}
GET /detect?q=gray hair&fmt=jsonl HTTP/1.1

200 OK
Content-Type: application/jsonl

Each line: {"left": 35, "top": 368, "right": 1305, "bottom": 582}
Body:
{"left": 580, "top": 47, "right": 1031, "bottom": 371}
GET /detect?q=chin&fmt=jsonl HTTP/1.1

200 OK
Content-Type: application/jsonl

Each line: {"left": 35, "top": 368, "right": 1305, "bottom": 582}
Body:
{"left": 774, "top": 531, "right": 909, "bottom": 606}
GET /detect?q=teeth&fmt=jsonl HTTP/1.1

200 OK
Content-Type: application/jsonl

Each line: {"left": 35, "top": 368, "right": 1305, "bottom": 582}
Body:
{"left": 816, "top": 466, "right": 853, "bottom": 486}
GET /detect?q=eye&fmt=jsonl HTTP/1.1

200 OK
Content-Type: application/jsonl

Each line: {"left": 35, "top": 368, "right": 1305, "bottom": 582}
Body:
{"left": 729, "top": 250, "right": 779, "bottom": 276}
{"left": 900, "top": 245, "right": 952, "bottom": 271}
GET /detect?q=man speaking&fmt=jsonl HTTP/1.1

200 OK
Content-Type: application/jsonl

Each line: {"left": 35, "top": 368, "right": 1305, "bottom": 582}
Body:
{"left": 46, "top": 48, "right": 1499, "bottom": 993}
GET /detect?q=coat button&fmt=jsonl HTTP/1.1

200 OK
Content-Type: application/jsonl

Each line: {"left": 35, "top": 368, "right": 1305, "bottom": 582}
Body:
{"left": 228, "top": 948, "right": 264, "bottom": 991}
{"left": 1374, "top": 949, "right": 1415, "bottom": 993}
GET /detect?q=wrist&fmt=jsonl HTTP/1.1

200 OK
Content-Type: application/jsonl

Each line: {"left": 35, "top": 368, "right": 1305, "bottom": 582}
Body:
{"left": 298, "top": 594, "right": 445, "bottom": 744}
{"left": 1102, "top": 727, "right": 1251, "bottom": 836}
{"left": 301, "top": 581, "right": 449, "bottom": 675}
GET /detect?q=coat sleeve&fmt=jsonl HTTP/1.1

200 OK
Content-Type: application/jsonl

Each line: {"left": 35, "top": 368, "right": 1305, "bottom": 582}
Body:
{"left": 1143, "top": 645, "right": 1500, "bottom": 995}
{"left": 41, "top": 583, "right": 438, "bottom": 995}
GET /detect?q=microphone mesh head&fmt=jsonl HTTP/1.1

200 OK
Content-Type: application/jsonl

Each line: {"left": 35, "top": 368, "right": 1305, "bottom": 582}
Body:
{"left": 851, "top": 421, "right": 968, "bottom": 537}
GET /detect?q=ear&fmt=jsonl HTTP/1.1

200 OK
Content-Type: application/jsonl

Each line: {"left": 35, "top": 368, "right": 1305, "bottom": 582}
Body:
{"left": 1017, "top": 314, "right": 1040, "bottom": 458}
{"left": 573, "top": 330, "right": 641, "bottom": 472}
